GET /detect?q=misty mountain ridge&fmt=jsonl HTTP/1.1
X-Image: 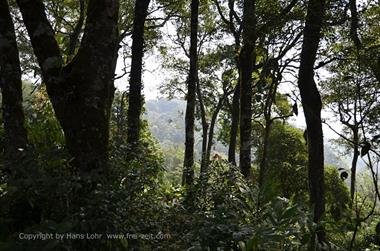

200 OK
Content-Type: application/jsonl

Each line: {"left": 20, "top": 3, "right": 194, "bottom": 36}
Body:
{"left": 145, "top": 99, "right": 351, "bottom": 170}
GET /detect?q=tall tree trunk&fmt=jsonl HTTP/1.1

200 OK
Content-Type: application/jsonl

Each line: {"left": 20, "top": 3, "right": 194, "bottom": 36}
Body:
{"left": 350, "top": 128, "right": 359, "bottom": 202}
{"left": 259, "top": 119, "right": 271, "bottom": 189}
{"left": 126, "top": 0, "right": 150, "bottom": 155}
{"left": 228, "top": 84, "right": 239, "bottom": 165}
{"left": 197, "top": 80, "right": 209, "bottom": 175}
{"left": 17, "top": 0, "right": 119, "bottom": 175}
{"left": 239, "top": 0, "right": 256, "bottom": 179}
{"left": 215, "top": 0, "right": 241, "bottom": 166}
{"left": 348, "top": 0, "right": 380, "bottom": 83}
{"left": 205, "top": 97, "right": 226, "bottom": 169}
{"left": 182, "top": 0, "right": 199, "bottom": 186}
{"left": 348, "top": 0, "right": 361, "bottom": 50}
{"left": 348, "top": 0, "right": 377, "bottom": 203}
{"left": 0, "top": 0, "right": 28, "bottom": 166}
{"left": 0, "top": 0, "right": 42, "bottom": 231}
{"left": 297, "top": 0, "right": 326, "bottom": 245}
{"left": 258, "top": 69, "right": 276, "bottom": 190}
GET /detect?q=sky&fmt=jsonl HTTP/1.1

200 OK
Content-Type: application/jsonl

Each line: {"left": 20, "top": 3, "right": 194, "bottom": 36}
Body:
{"left": 115, "top": 48, "right": 164, "bottom": 100}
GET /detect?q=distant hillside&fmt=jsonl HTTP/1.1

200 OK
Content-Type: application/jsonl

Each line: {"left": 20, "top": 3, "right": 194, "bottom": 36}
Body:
{"left": 145, "top": 99, "right": 349, "bottom": 169}
{"left": 324, "top": 144, "right": 350, "bottom": 170}
{"left": 145, "top": 99, "right": 186, "bottom": 148}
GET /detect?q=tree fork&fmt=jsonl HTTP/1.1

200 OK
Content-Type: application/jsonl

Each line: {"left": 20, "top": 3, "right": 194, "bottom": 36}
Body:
{"left": 17, "top": 0, "right": 120, "bottom": 175}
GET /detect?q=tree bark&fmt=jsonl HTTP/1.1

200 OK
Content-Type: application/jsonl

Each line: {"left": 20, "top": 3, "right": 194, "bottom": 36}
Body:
{"left": 258, "top": 68, "right": 278, "bottom": 190}
{"left": 297, "top": 0, "right": 326, "bottom": 245}
{"left": 259, "top": 119, "right": 271, "bottom": 189}
{"left": 349, "top": 0, "right": 361, "bottom": 50}
{"left": 16, "top": 0, "right": 119, "bottom": 175}
{"left": 239, "top": 0, "right": 256, "bottom": 179}
{"left": 0, "top": 0, "right": 28, "bottom": 166}
{"left": 205, "top": 97, "right": 226, "bottom": 169}
{"left": 350, "top": 127, "right": 359, "bottom": 202}
{"left": 126, "top": 0, "right": 150, "bottom": 155}
{"left": 348, "top": 0, "right": 380, "bottom": 83}
{"left": 182, "top": 0, "right": 199, "bottom": 186}
{"left": 0, "top": 0, "right": 43, "bottom": 231}
{"left": 197, "top": 80, "right": 209, "bottom": 175}
{"left": 228, "top": 84, "right": 239, "bottom": 165}
{"left": 215, "top": 0, "right": 241, "bottom": 167}
{"left": 67, "top": 0, "right": 85, "bottom": 60}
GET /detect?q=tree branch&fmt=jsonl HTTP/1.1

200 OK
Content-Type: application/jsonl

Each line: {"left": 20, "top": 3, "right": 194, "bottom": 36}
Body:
{"left": 67, "top": 0, "right": 85, "bottom": 59}
{"left": 16, "top": 0, "right": 63, "bottom": 82}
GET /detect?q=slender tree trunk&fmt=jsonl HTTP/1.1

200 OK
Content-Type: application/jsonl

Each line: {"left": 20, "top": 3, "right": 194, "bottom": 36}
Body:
{"left": 258, "top": 71, "right": 277, "bottom": 190}
{"left": 0, "top": 0, "right": 28, "bottom": 166}
{"left": 348, "top": 0, "right": 380, "bottom": 84}
{"left": 17, "top": 0, "right": 119, "bottom": 175}
{"left": 199, "top": 86, "right": 229, "bottom": 177}
{"left": 376, "top": 57, "right": 380, "bottom": 83}
{"left": 183, "top": 0, "right": 199, "bottom": 186}
{"left": 115, "top": 92, "right": 127, "bottom": 147}
{"left": 67, "top": 0, "right": 85, "bottom": 60}
{"left": 349, "top": 0, "right": 361, "bottom": 50}
{"left": 205, "top": 98, "right": 225, "bottom": 169}
{"left": 297, "top": 0, "right": 326, "bottom": 245}
{"left": 348, "top": 0, "right": 378, "bottom": 203}
{"left": 239, "top": 0, "right": 256, "bottom": 179}
{"left": 259, "top": 119, "right": 271, "bottom": 189}
{"left": 216, "top": 0, "right": 241, "bottom": 167}
{"left": 228, "top": 84, "right": 240, "bottom": 165}
{"left": 197, "top": 80, "right": 209, "bottom": 174}
{"left": 127, "top": 0, "right": 150, "bottom": 155}
{"left": 350, "top": 128, "right": 359, "bottom": 202}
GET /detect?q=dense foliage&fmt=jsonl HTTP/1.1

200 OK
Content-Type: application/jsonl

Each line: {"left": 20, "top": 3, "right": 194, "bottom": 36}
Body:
{"left": 1, "top": 0, "right": 380, "bottom": 250}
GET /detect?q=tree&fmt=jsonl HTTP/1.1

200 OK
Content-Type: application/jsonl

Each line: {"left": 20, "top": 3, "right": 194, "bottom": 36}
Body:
{"left": 257, "top": 76, "right": 295, "bottom": 192}
{"left": 0, "top": 0, "right": 35, "bottom": 232}
{"left": 297, "top": 0, "right": 326, "bottom": 245}
{"left": 197, "top": 49, "right": 235, "bottom": 175}
{"left": 157, "top": 1, "right": 235, "bottom": 179}
{"left": 348, "top": 0, "right": 380, "bottom": 83}
{"left": 16, "top": 0, "right": 119, "bottom": 175}
{"left": 254, "top": 30, "right": 303, "bottom": 192}
{"left": 214, "top": 0, "right": 243, "bottom": 166}
{"left": 126, "top": 0, "right": 151, "bottom": 155}
{"left": 183, "top": 0, "right": 200, "bottom": 185}
{"left": 239, "top": 0, "right": 256, "bottom": 179}
{"left": 0, "top": 0, "right": 27, "bottom": 167}
{"left": 214, "top": 1, "right": 303, "bottom": 172}
{"left": 322, "top": 54, "right": 380, "bottom": 203}
{"left": 257, "top": 121, "right": 309, "bottom": 201}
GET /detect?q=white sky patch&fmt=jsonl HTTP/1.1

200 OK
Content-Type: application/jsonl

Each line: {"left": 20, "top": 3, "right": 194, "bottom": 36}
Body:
{"left": 114, "top": 51, "right": 163, "bottom": 100}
